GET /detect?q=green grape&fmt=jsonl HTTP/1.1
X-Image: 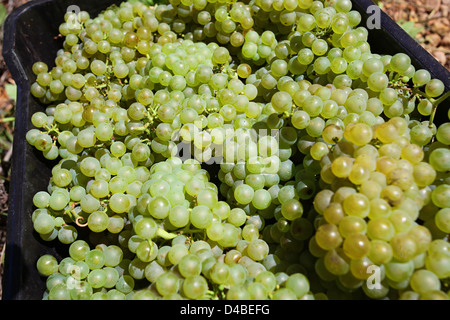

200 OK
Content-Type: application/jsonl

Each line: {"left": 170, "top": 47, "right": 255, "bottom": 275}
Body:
{"left": 217, "top": 223, "right": 240, "bottom": 248}
{"left": 428, "top": 148, "right": 450, "bottom": 172}
{"left": 306, "top": 117, "right": 325, "bottom": 138}
{"left": 390, "top": 53, "right": 411, "bottom": 74}
{"left": 272, "top": 287, "right": 297, "bottom": 300}
{"left": 303, "top": 96, "right": 323, "bottom": 117}
{"left": 367, "top": 240, "right": 393, "bottom": 265}
{"left": 36, "top": 254, "right": 59, "bottom": 276}
{"left": 156, "top": 271, "right": 180, "bottom": 297}
{"left": 431, "top": 184, "right": 450, "bottom": 208}
{"left": 271, "top": 91, "right": 293, "bottom": 113}
{"left": 49, "top": 191, "right": 70, "bottom": 211}
{"left": 343, "top": 233, "right": 370, "bottom": 260}
{"left": 313, "top": 57, "right": 331, "bottom": 74}
{"left": 435, "top": 208, "right": 450, "bottom": 233}
{"left": 330, "top": 57, "right": 348, "bottom": 74}
{"left": 116, "top": 275, "right": 135, "bottom": 294}
{"left": 182, "top": 275, "right": 208, "bottom": 299}
{"left": 385, "top": 259, "right": 414, "bottom": 283}
{"left": 241, "top": 42, "right": 257, "bottom": 59}
{"left": 87, "top": 210, "right": 109, "bottom": 233}
{"left": 32, "top": 61, "right": 48, "bottom": 75}
{"left": 31, "top": 112, "right": 48, "bottom": 128}
{"left": 425, "top": 79, "right": 445, "bottom": 98}
{"left": 367, "top": 72, "right": 389, "bottom": 92}
{"left": 367, "top": 218, "right": 395, "bottom": 241}
{"left": 412, "top": 69, "right": 431, "bottom": 87}
{"left": 108, "top": 193, "right": 130, "bottom": 214}
{"left": 271, "top": 59, "right": 288, "bottom": 78}
{"left": 234, "top": 183, "right": 255, "bottom": 205}
{"left": 33, "top": 191, "right": 50, "bottom": 208}
{"left": 252, "top": 189, "right": 272, "bottom": 210}
{"left": 190, "top": 205, "right": 213, "bottom": 229}
{"left": 34, "top": 133, "right": 53, "bottom": 152}
{"left": 69, "top": 240, "right": 90, "bottom": 261}
{"left": 168, "top": 243, "right": 189, "bottom": 265}
{"left": 169, "top": 205, "right": 190, "bottom": 228}
{"left": 315, "top": 224, "right": 343, "bottom": 250}
{"left": 237, "top": 63, "right": 252, "bottom": 78}
{"left": 342, "top": 192, "right": 370, "bottom": 218}
{"left": 226, "top": 284, "right": 251, "bottom": 300}
{"left": 228, "top": 208, "right": 247, "bottom": 227}
{"left": 103, "top": 245, "right": 123, "bottom": 267}
{"left": 390, "top": 233, "right": 417, "bottom": 262}
{"left": 435, "top": 123, "right": 450, "bottom": 145}
{"left": 311, "top": 39, "right": 328, "bottom": 56}
{"left": 246, "top": 239, "right": 269, "bottom": 261}
{"left": 331, "top": 155, "right": 353, "bottom": 178}
{"left": 206, "top": 221, "right": 225, "bottom": 242}
{"left": 178, "top": 254, "right": 202, "bottom": 278}
{"left": 280, "top": 198, "right": 304, "bottom": 221}
{"left": 285, "top": 273, "right": 310, "bottom": 298}
{"left": 48, "top": 283, "right": 71, "bottom": 300}
{"left": 45, "top": 273, "right": 66, "bottom": 292}
{"left": 210, "top": 261, "right": 230, "bottom": 285}
{"left": 57, "top": 224, "right": 77, "bottom": 244}
{"left": 346, "top": 59, "right": 363, "bottom": 79}
{"left": 135, "top": 240, "right": 156, "bottom": 263}
{"left": 85, "top": 249, "right": 105, "bottom": 270}
{"left": 134, "top": 217, "right": 157, "bottom": 240}
{"left": 87, "top": 269, "right": 107, "bottom": 289}
{"left": 148, "top": 196, "right": 170, "bottom": 219}
{"left": 315, "top": 9, "right": 332, "bottom": 29}
{"left": 297, "top": 14, "right": 316, "bottom": 32}
{"left": 291, "top": 110, "right": 311, "bottom": 129}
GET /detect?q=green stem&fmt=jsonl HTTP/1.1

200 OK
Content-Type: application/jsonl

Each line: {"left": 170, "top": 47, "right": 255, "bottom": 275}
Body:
{"left": 156, "top": 228, "right": 178, "bottom": 240}
{"left": 44, "top": 124, "right": 61, "bottom": 136}
{"left": 132, "top": 123, "right": 150, "bottom": 132}
{"left": 0, "top": 117, "right": 15, "bottom": 123}
{"left": 96, "top": 83, "right": 108, "bottom": 89}
{"left": 431, "top": 90, "right": 450, "bottom": 107}
{"left": 429, "top": 91, "right": 450, "bottom": 128}
{"left": 412, "top": 87, "right": 428, "bottom": 99}
{"left": 148, "top": 240, "right": 155, "bottom": 256}
{"left": 64, "top": 203, "right": 88, "bottom": 227}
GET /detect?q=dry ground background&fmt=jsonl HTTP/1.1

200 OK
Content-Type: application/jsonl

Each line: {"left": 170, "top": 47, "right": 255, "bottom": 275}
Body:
{"left": 0, "top": 0, "right": 449, "bottom": 299}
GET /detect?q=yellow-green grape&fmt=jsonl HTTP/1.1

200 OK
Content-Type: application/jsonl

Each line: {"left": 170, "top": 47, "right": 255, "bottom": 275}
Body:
{"left": 331, "top": 156, "right": 353, "bottom": 178}
{"left": 367, "top": 240, "right": 393, "bottom": 265}
{"left": 315, "top": 223, "right": 343, "bottom": 251}
{"left": 343, "top": 233, "right": 371, "bottom": 260}
{"left": 342, "top": 193, "right": 370, "bottom": 218}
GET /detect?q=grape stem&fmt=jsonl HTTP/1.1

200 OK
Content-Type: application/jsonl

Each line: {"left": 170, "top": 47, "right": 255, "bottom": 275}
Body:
{"left": 64, "top": 202, "right": 88, "bottom": 227}
{"left": 412, "top": 87, "right": 428, "bottom": 99}
{"left": 43, "top": 123, "right": 61, "bottom": 136}
{"left": 156, "top": 228, "right": 177, "bottom": 240}
{"left": 428, "top": 90, "right": 450, "bottom": 128}
{"left": 75, "top": 216, "right": 88, "bottom": 227}
{"left": 206, "top": 284, "right": 226, "bottom": 300}
{"left": 0, "top": 117, "right": 15, "bottom": 123}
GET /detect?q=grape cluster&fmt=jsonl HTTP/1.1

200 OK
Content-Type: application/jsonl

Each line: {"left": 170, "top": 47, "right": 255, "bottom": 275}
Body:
{"left": 27, "top": 0, "right": 449, "bottom": 300}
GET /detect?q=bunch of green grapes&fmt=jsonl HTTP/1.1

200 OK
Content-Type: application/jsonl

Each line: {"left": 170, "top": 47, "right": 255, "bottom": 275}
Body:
{"left": 26, "top": 0, "right": 449, "bottom": 300}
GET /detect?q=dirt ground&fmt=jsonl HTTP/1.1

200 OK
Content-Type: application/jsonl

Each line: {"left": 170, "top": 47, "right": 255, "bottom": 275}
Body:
{"left": 0, "top": 0, "right": 449, "bottom": 299}
{"left": 380, "top": 0, "right": 450, "bottom": 69}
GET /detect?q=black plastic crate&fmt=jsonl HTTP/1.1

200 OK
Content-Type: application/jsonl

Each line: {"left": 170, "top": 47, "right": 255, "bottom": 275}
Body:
{"left": 2, "top": 0, "right": 123, "bottom": 300}
{"left": 2, "top": 0, "right": 449, "bottom": 300}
